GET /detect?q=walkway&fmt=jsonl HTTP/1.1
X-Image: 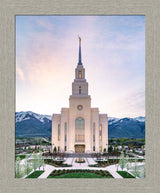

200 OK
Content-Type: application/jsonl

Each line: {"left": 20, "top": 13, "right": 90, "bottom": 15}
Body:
{"left": 37, "top": 157, "right": 145, "bottom": 179}
{"left": 38, "top": 160, "right": 123, "bottom": 179}
{"left": 38, "top": 164, "right": 55, "bottom": 179}
{"left": 105, "top": 164, "right": 122, "bottom": 178}
{"left": 63, "top": 157, "right": 73, "bottom": 165}
{"left": 87, "top": 157, "right": 97, "bottom": 165}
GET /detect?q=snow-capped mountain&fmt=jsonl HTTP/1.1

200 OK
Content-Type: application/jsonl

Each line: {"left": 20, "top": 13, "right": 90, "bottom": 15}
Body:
{"left": 134, "top": 116, "right": 145, "bottom": 122}
{"left": 15, "top": 111, "right": 52, "bottom": 137}
{"left": 108, "top": 116, "right": 145, "bottom": 124}
{"left": 16, "top": 111, "right": 51, "bottom": 123}
{"left": 108, "top": 117, "right": 121, "bottom": 124}
{"left": 15, "top": 111, "right": 145, "bottom": 138}
{"left": 108, "top": 117, "right": 145, "bottom": 139}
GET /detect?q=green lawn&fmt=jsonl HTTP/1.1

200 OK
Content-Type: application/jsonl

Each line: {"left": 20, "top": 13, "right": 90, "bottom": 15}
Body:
{"left": 48, "top": 169, "right": 113, "bottom": 178}
{"left": 117, "top": 171, "right": 135, "bottom": 178}
{"left": 48, "top": 172, "right": 105, "bottom": 178}
{"left": 15, "top": 154, "right": 26, "bottom": 160}
{"left": 26, "top": 170, "right": 44, "bottom": 178}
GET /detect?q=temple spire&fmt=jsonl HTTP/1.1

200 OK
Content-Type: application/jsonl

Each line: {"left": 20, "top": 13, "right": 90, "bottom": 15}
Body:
{"left": 78, "top": 36, "right": 82, "bottom": 65}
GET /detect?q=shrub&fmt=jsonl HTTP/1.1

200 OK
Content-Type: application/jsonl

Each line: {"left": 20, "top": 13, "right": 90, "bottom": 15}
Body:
{"left": 53, "top": 147, "right": 57, "bottom": 152}
{"left": 48, "top": 169, "right": 113, "bottom": 178}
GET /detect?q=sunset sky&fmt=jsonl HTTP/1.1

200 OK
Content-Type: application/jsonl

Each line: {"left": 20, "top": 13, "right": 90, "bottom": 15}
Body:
{"left": 16, "top": 15, "right": 145, "bottom": 118}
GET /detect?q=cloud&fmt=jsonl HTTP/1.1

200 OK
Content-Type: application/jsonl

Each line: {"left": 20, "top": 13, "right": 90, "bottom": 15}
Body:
{"left": 106, "top": 88, "right": 145, "bottom": 118}
{"left": 16, "top": 16, "right": 145, "bottom": 117}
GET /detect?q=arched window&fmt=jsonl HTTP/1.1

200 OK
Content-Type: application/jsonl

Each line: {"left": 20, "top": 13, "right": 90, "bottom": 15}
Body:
{"left": 58, "top": 124, "right": 60, "bottom": 141}
{"left": 79, "top": 86, "right": 81, "bottom": 94}
{"left": 93, "top": 122, "right": 95, "bottom": 142}
{"left": 75, "top": 117, "right": 85, "bottom": 142}
{"left": 93, "top": 123, "right": 95, "bottom": 151}
{"left": 64, "top": 122, "right": 67, "bottom": 142}
{"left": 99, "top": 124, "right": 102, "bottom": 141}
{"left": 78, "top": 71, "right": 82, "bottom": 79}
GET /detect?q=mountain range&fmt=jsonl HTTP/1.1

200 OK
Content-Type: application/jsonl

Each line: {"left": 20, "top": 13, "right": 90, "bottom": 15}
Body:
{"left": 15, "top": 111, "right": 145, "bottom": 139}
{"left": 108, "top": 117, "right": 145, "bottom": 138}
{"left": 16, "top": 111, "right": 52, "bottom": 137}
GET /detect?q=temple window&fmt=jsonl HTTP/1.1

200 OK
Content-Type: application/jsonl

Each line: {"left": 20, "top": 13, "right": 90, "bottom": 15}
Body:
{"left": 79, "top": 86, "right": 81, "bottom": 94}
{"left": 58, "top": 124, "right": 60, "bottom": 141}
{"left": 79, "top": 71, "right": 82, "bottom": 79}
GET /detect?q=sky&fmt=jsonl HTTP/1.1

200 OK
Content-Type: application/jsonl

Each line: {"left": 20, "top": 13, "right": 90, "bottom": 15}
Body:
{"left": 16, "top": 15, "right": 145, "bottom": 118}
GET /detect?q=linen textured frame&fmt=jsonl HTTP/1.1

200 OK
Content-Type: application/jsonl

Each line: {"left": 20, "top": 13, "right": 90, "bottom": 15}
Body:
{"left": 0, "top": 0, "right": 160, "bottom": 193}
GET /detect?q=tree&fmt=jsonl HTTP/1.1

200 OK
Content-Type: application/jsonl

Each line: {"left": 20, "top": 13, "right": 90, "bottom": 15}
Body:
{"left": 125, "top": 155, "right": 130, "bottom": 176}
{"left": 53, "top": 146, "right": 57, "bottom": 152}
{"left": 39, "top": 138, "right": 42, "bottom": 148}
{"left": 108, "top": 146, "right": 113, "bottom": 154}
{"left": 115, "top": 145, "right": 119, "bottom": 159}
{"left": 24, "top": 159, "right": 28, "bottom": 176}
{"left": 133, "top": 156, "right": 139, "bottom": 178}
{"left": 32, "top": 152, "right": 38, "bottom": 172}
{"left": 16, "top": 157, "right": 21, "bottom": 177}
{"left": 139, "top": 160, "right": 145, "bottom": 178}
{"left": 117, "top": 139, "right": 120, "bottom": 144}
{"left": 103, "top": 148, "right": 106, "bottom": 153}
{"left": 25, "top": 154, "right": 30, "bottom": 175}
{"left": 133, "top": 148, "right": 135, "bottom": 154}
{"left": 119, "top": 152, "right": 126, "bottom": 171}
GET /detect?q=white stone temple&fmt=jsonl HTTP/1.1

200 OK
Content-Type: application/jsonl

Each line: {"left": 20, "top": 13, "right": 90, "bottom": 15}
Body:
{"left": 52, "top": 37, "right": 108, "bottom": 153}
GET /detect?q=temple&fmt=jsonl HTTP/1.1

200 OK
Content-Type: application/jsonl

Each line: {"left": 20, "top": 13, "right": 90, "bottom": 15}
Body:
{"left": 51, "top": 37, "right": 108, "bottom": 153}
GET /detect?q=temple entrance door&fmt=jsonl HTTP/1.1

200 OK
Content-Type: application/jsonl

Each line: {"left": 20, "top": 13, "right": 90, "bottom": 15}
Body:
{"left": 75, "top": 145, "right": 85, "bottom": 153}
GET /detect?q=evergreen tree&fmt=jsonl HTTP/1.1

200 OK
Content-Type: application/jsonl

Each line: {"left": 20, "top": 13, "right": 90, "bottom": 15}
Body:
{"left": 119, "top": 152, "right": 126, "bottom": 171}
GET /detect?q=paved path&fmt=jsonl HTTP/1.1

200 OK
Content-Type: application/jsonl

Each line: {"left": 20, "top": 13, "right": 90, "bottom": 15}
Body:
{"left": 63, "top": 157, "right": 73, "bottom": 165}
{"left": 87, "top": 157, "right": 97, "bottom": 165}
{"left": 105, "top": 164, "right": 122, "bottom": 178}
{"left": 38, "top": 162, "right": 123, "bottom": 179}
{"left": 38, "top": 164, "right": 55, "bottom": 179}
{"left": 37, "top": 158, "right": 145, "bottom": 179}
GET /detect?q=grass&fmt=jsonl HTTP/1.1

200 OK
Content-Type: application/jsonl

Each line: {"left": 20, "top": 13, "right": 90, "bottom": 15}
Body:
{"left": 15, "top": 154, "right": 26, "bottom": 160}
{"left": 26, "top": 170, "right": 44, "bottom": 178}
{"left": 117, "top": 171, "right": 135, "bottom": 178}
{"left": 48, "top": 169, "right": 113, "bottom": 178}
{"left": 49, "top": 172, "right": 104, "bottom": 178}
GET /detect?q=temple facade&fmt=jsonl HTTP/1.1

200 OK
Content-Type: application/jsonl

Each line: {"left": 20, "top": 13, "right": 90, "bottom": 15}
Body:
{"left": 51, "top": 37, "right": 108, "bottom": 153}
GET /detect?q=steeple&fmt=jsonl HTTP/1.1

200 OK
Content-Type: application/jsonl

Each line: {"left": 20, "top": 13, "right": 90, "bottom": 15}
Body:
{"left": 69, "top": 37, "right": 90, "bottom": 98}
{"left": 78, "top": 36, "right": 82, "bottom": 65}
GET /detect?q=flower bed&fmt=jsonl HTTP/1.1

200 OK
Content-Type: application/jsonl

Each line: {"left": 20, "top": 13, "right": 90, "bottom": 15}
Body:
{"left": 48, "top": 169, "right": 113, "bottom": 178}
{"left": 44, "top": 159, "right": 71, "bottom": 167}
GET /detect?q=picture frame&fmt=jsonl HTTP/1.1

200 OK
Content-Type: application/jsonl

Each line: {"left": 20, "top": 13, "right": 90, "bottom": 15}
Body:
{"left": 0, "top": 0, "right": 159, "bottom": 192}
